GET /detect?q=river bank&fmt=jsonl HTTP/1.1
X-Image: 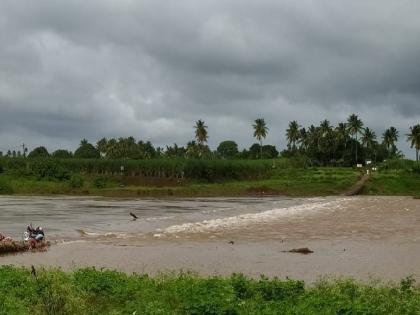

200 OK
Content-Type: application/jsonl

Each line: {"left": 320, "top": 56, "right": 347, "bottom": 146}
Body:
{"left": 1, "top": 168, "right": 419, "bottom": 198}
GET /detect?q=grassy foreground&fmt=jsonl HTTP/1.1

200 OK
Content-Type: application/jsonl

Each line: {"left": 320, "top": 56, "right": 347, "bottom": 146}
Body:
{"left": 0, "top": 267, "right": 419, "bottom": 315}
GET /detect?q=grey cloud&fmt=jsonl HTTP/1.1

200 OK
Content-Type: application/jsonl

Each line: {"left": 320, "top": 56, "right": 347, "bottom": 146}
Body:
{"left": 0, "top": 0, "right": 419, "bottom": 157}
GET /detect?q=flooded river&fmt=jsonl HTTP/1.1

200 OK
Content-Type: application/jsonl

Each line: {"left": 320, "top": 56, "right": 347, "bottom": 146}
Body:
{"left": 1, "top": 195, "right": 420, "bottom": 283}
{"left": 0, "top": 196, "right": 320, "bottom": 241}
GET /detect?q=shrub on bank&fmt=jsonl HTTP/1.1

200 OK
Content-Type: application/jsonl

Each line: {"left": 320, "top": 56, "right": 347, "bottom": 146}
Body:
{"left": 69, "top": 174, "right": 84, "bottom": 188}
{"left": 0, "top": 177, "right": 13, "bottom": 194}
{"left": 0, "top": 267, "right": 420, "bottom": 314}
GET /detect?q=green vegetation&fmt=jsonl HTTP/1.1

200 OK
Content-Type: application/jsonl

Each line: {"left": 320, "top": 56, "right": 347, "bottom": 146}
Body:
{"left": 0, "top": 155, "right": 362, "bottom": 196}
{"left": 362, "top": 159, "right": 420, "bottom": 196}
{"left": 0, "top": 266, "right": 419, "bottom": 315}
{"left": 1, "top": 111, "right": 419, "bottom": 198}
{"left": 0, "top": 155, "right": 419, "bottom": 197}
{"left": 1, "top": 114, "right": 419, "bottom": 165}
{"left": 364, "top": 171, "right": 420, "bottom": 196}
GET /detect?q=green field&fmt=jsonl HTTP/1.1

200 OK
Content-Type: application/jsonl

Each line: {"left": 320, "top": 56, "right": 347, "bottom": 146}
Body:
{"left": 0, "top": 167, "right": 360, "bottom": 197}
{"left": 0, "top": 157, "right": 419, "bottom": 197}
{"left": 363, "top": 170, "right": 420, "bottom": 196}
{"left": 0, "top": 266, "right": 419, "bottom": 315}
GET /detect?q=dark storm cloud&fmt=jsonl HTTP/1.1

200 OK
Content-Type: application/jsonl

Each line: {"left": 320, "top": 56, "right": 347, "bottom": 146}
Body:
{"left": 0, "top": 0, "right": 419, "bottom": 157}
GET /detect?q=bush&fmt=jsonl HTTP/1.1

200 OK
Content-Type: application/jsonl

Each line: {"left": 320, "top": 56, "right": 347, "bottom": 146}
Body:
{"left": 1, "top": 267, "right": 420, "bottom": 314}
{"left": 412, "top": 163, "right": 420, "bottom": 174}
{"left": 31, "top": 159, "right": 71, "bottom": 181}
{"left": 93, "top": 177, "right": 107, "bottom": 188}
{"left": 0, "top": 178, "right": 13, "bottom": 194}
{"left": 69, "top": 174, "right": 84, "bottom": 188}
{"left": 27, "top": 146, "right": 49, "bottom": 158}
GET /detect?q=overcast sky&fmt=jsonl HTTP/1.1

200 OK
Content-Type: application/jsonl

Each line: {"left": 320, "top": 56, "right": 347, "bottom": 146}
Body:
{"left": 0, "top": 0, "right": 419, "bottom": 157}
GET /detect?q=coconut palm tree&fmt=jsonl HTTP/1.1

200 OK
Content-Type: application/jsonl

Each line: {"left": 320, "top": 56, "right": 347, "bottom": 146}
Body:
{"left": 298, "top": 127, "right": 309, "bottom": 151}
{"left": 335, "top": 123, "right": 349, "bottom": 145}
{"left": 346, "top": 114, "right": 364, "bottom": 163}
{"left": 361, "top": 127, "right": 377, "bottom": 159}
{"left": 407, "top": 124, "right": 420, "bottom": 161}
{"left": 382, "top": 127, "right": 399, "bottom": 155}
{"left": 194, "top": 120, "right": 208, "bottom": 145}
{"left": 253, "top": 118, "right": 269, "bottom": 159}
{"left": 286, "top": 121, "right": 300, "bottom": 150}
{"left": 194, "top": 120, "right": 208, "bottom": 158}
{"left": 335, "top": 122, "right": 349, "bottom": 159}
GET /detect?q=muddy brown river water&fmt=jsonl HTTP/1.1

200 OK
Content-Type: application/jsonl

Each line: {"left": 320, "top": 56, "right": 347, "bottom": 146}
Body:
{"left": 1, "top": 196, "right": 419, "bottom": 283}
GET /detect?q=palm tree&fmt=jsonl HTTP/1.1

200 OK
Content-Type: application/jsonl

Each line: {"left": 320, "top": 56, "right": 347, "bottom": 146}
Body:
{"left": 298, "top": 128, "right": 309, "bottom": 151}
{"left": 382, "top": 127, "right": 399, "bottom": 155}
{"left": 335, "top": 123, "right": 348, "bottom": 145}
{"left": 194, "top": 120, "right": 208, "bottom": 144}
{"left": 407, "top": 124, "right": 420, "bottom": 161}
{"left": 346, "top": 114, "right": 364, "bottom": 163}
{"left": 194, "top": 120, "right": 208, "bottom": 157}
{"left": 286, "top": 121, "right": 300, "bottom": 150}
{"left": 318, "top": 120, "right": 333, "bottom": 163}
{"left": 253, "top": 118, "right": 269, "bottom": 159}
{"left": 361, "top": 127, "right": 377, "bottom": 159}
{"left": 335, "top": 122, "right": 349, "bottom": 153}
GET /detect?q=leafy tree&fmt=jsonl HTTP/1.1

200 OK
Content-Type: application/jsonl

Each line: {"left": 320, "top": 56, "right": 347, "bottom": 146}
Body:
{"left": 262, "top": 145, "right": 279, "bottom": 159}
{"left": 28, "top": 146, "right": 50, "bottom": 158}
{"left": 407, "top": 124, "right": 420, "bottom": 161}
{"left": 253, "top": 118, "right": 269, "bottom": 159}
{"left": 286, "top": 121, "right": 300, "bottom": 150}
{"left": 248, "top": 143, "right": 278, "bottom": 159}
{"left": 52, "top": 149, "right": 73, "bottom": 159}
{"left": 347, "top": 114, "right": 364, "bottom": 164}
{"left": 96, "top": 138, "right": 108, "bottom": 156}
{"left": 138, "top": 140, "right": 157, "bottom": 159}
{"left": 217, "top": 141, "right": 239, "bottom": 159}
{"left": 74, "top": 139, "right": 100, "bottom": 159}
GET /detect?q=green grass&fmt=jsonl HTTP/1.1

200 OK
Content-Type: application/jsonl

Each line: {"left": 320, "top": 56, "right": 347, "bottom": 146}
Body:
{"left": 0, "top": 266, "right": 419, "bottom": 314}
{"left": 2, "top": 166, "right": 418, "bottom": 198}
{"left": 86, "top": 168, "right": 360, "bottom": 197}
{"left": 0, "top": 168, "right": 360, "bottom": 197}
{"left": 363, "top": 170, "right": 420, "bottom": 196}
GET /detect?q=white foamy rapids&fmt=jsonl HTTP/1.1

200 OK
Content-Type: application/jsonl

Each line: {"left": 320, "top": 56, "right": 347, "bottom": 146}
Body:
{"left": 158, "top": 198, "right": 351, "bottom": 236}
{"left": 77, "top": 230, "right": 130, "bottom": 239}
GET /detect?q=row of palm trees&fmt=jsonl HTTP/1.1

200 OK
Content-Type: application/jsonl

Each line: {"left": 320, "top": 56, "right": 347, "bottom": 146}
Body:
{"left": 284, "top": 114, "right": 418, "bottom": 164}
{"left": 193, "top": 115, "right": 420, "bottom": 162}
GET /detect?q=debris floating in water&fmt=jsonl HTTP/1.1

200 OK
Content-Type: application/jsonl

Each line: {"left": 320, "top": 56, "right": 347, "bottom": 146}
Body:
{"left": 284, "top": 248, "right": 314, "bottom": 255}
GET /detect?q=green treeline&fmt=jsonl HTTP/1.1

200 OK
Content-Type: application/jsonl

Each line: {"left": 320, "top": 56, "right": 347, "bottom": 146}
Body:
{"left": 0, "top": 266, "right": 420, "bottom": 315}
{"left": 1, "top": 115, "right": 419, "bottom": 166}
{"left": 0, "top": 158, "right": 276, "bottom": 182}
